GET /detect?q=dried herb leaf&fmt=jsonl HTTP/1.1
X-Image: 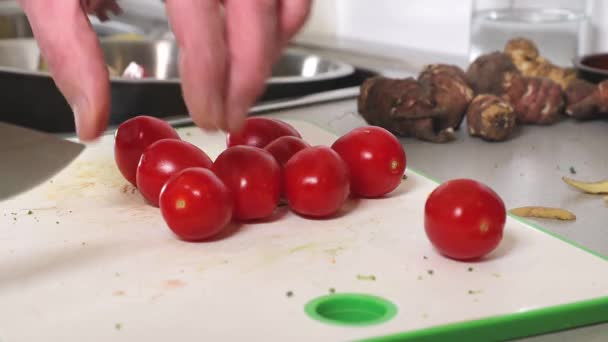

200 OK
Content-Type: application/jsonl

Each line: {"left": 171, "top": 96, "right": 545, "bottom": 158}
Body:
{"left": 563, "top": 176, "right": 608, "bottom": 194}
{"left": 356, "top": 274, "right": 376, "bottom": 281}
{"left": 509, "top": 206, "right": 576, "bottom": 221}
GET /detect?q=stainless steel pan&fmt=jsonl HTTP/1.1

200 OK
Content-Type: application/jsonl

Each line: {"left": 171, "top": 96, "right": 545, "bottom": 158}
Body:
{"left": 0, "top": 11, "right": 369, "bottom": 134}
{"left": 0, "top": 38, "right": 355, "bottom": 85}
{"left": 101, "top": 40, "right": 354, "bottom": 84}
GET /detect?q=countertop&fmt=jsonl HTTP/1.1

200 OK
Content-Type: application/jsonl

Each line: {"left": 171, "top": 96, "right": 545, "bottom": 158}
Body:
{"left": 266, "top": 36, "right": 608, "bottom": 341}
{"left": 0, "top": 3, "right": 604, "bottom": 336}
{"left": 30, "top": 30, "right": 607, "bottom": 341}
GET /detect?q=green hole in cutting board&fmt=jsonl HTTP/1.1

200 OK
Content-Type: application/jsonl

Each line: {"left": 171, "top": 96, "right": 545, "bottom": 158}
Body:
{"left": 305, "top": 293, "right": 397, "bottom": 326}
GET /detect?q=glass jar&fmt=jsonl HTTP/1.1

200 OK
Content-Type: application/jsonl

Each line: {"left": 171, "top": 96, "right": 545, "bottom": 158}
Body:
{"left": 469, "top": 0, "right": 591, "bottom": 67}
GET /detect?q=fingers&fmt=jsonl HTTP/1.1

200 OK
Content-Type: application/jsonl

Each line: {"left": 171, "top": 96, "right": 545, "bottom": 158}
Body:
{"left": 223, "top": 0, "right": 279, "bottom": 132}
{"left": 18, "top": 0, "right": 110, "bottom": 141}
{"left": 165, "top": 0, "right": 310, "bottom": 133}
{"left": 165, "top": 0, "right": 227, "bottom": 131}
{"left": 277, "top": 0, "right": 312, "bottom": 47}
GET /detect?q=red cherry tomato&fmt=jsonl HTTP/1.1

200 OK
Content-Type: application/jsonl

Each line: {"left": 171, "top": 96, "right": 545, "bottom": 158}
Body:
{"left": 424, "top": 179, "right": 506, "bottom": 260}
{"left": 284, "top": 146, "right": 350, "bottom": 217}
{"left": 264, "top": 136, "right": 311, "bottom": 167}
{"left": 226, "top": 117, "right": 301, "bottom": 148}
{"left": 136, "top": 139, "right": 213, "bottom": 207}
{"left": 212, "top": 146, "right": 281, "bottom": 221}
{"left": 159, "top": 167, "right": 233, "bottom": 241}
{"left": 332, "top": 126, "right": 406, "bottom": 198}
{"left": 114, "top": 115, "right": 180, "bottom": 186}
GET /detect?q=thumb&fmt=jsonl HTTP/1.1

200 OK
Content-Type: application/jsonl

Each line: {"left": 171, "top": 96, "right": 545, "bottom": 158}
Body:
{"left": 19, "top": 0, "right": 110, "bottom": 141}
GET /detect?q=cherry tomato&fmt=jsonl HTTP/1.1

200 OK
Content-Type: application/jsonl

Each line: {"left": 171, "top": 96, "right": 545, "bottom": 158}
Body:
{"left": 114, "top": 115, "right": 180, "bottom": 186}
{"left": 212, "top": 146, "right": 281, "bottom": 221}
{"left": 424, "top": 179, "right": 506, "bottom": 260}
{"left": 159, "top": 167, "right": 233, "bottom": 241}
{"left": 264, "top": 136, "right": 311, "bottom": 167}
{"left": 332, "top": 126, "right": 406, "bottom": 198}
{"left": 226, "top": 117, "right": 301, "bottom": 148}
{"left": 284, "top": 146, "right": 350, "bottom": 217}
{"left": 136, "top": 139, "right": 213, "bottom": 207}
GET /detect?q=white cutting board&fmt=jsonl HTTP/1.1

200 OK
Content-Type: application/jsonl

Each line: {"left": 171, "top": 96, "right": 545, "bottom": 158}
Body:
{"left": 1, "top": 119, "right": 607, "bottom": 342}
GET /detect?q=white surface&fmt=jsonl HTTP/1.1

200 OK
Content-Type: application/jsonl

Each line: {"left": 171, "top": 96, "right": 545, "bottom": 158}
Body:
{"left": 1, "top": 120, "right": 607, "bottom": 341}
{"left": 297, "top": 0, "right": 608, "bottom": 57}
{"left": 2, "top": 0, "right": 606, "bottom": 56}
{"left": 298, "top": 0, "right": 473, "bottom": 57}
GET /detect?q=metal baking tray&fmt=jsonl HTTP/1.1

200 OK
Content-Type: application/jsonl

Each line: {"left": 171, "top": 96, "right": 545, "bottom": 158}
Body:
{"left": 0, "top": 36, "right": 365, "bottom": 133}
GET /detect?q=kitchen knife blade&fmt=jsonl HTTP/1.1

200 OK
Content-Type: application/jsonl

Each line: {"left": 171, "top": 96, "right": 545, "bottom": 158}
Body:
{"left": 0, "top": 122, "right": 84, "bottom": 200}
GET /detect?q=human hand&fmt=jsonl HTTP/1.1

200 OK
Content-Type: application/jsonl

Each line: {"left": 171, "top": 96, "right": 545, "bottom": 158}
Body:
{"left": 17, "top": 0, "right": 311, "bottom": 141}
{"left": 165, "top": 0, "right": 311, "bottom": 132}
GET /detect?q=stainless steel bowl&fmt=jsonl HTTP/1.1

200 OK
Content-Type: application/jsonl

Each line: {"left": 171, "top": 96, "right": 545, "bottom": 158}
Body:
{"left": 270, "top": 47, "right": 356, "bottom": 84}
{"left": 0, "top": 9, "right": 32, "bottom": 39}
{"left": 0, "top": 4, "right": 354, "bottom": 83}
{"left": 0, "top": 37, "right": 355, "bottom": 85}
{"left": 0, "top": 15, "right": 361, "bottom": 134}
{"left": 98, "top": 39, "right": 354, "bottom": 84}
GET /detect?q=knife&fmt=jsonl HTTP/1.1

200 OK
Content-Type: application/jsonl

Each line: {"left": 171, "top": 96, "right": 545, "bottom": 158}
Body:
{"left": 0, "top": 121, "right": 84, "bottom": 200}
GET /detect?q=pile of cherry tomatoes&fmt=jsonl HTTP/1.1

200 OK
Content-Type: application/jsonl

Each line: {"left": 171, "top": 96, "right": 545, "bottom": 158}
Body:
{"left": 114, "top": 116, "right": 407, "bottom": 242}
{"left": 114, "top": 115, "right": 506, "bottom": 261}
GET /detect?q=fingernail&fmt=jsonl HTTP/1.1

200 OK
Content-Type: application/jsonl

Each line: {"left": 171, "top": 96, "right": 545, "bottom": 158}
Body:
{"left": 70, "top": 96, "right": 90, "bottom": 139}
